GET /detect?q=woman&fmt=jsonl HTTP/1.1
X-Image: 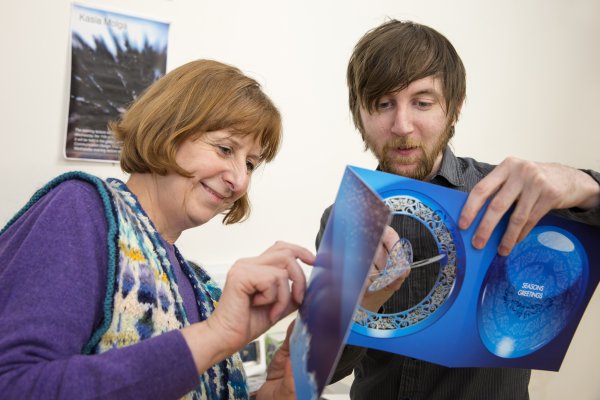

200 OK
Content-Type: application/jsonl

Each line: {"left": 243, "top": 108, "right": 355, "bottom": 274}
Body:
{"left": 0, "top": 59, "right": 314, "bottom": 399}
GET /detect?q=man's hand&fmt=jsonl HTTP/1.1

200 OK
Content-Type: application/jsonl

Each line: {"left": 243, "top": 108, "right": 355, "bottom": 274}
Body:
{"left": 459, "top": 157, "right": 600, "bottom": 256}
{"left": 361, "top": 226, "right": 410, "bottom": 312}
{"left": 255, "top": 321, "right": 296, "bottom": 400}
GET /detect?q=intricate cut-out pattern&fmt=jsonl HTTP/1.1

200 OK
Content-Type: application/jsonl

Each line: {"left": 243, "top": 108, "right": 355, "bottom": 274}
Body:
{"left": 354, "top": 195, "right": 458, "bottom": 331}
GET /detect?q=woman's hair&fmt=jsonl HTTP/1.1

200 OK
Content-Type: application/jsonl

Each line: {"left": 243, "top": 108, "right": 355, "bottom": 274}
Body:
{"left": 110, "top": 59, "right": 282, "bottom": 224}
{"left": 347, "top": 20, "right": 466, "bottom": 140}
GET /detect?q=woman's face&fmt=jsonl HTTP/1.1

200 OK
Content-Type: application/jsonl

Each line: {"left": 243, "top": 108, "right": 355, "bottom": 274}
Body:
{"left": 156, "top": 130, "right": 262, "bottom": 234}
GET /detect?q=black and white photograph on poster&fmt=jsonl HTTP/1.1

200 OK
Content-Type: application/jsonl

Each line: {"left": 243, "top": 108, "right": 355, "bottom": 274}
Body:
{"left": 66, "top": 4, "right": 169, "bottom": 162}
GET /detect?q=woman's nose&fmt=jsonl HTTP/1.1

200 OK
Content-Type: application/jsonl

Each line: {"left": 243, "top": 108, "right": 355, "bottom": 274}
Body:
{"left": 223, "top": 158, "right": 249, "bottom": 194}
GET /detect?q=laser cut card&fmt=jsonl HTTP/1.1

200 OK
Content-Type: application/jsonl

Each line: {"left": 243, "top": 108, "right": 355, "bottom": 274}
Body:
{"left": 345, "top": 166, "right": 599, "bottom": 370}
{"left": 290, "top": 165, "right": 599, "bottom": 400}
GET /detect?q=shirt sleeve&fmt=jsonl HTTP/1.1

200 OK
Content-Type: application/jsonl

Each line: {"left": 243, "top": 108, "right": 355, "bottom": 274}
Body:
{"left": 552, "top": 169, "right": 600, "bottom": 225}
{"left": 0, "top": 180, "right": 199, "bottom": 399}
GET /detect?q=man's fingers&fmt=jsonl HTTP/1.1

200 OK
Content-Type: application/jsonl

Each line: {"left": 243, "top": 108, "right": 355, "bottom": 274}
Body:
{"left": 471, "top": 173, "right": 527, "bottom": 249}
{"left": 460, "top": 158, "right": 573, "bottom": 256}
{"left": 381, "top": 225, "right": 400, "bottom": 248}
{"left": 460, "top": 167, "right": 508, "bottom": 230}
{"left": 370, "top": 226, "right": 400, "bottom": 277}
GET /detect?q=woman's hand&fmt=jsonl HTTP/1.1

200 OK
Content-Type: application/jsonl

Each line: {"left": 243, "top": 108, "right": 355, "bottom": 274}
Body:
{"left": 206, "top": 241, "right": 314, "bottom": 360}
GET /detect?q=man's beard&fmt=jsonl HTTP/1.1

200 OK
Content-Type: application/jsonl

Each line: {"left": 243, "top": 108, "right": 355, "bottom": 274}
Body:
{"left": 370, "top": 128, "right": 451, "bottom": 181}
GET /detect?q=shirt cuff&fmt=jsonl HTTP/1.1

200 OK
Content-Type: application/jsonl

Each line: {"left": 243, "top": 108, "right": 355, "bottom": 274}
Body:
{"left": 568, "top": 169, "right": 600, "bottom": 221}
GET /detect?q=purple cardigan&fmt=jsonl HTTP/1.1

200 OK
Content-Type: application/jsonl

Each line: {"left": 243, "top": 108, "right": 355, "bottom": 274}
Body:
{"left": 0, "top": 180, "right": 203, "bottom": 399}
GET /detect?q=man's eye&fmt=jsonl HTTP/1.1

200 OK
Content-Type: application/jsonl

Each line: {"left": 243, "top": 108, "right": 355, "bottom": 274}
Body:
{"left": 377, "top": 100, "right": 393, "bottom": 110}
{"left": 415, "top": 101, "right": 433, "bottom": 109}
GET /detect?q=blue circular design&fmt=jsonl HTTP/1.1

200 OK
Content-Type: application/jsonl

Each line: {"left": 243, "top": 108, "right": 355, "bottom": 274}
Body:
{"left": 477, "top": 226, "right": 589, "bottom": 358}
{"left": 352, "top": 189, "right": 466, "bottom": 338}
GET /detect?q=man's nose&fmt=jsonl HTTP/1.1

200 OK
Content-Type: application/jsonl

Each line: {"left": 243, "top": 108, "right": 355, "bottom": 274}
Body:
{"left": 391, "top": 107, "right": 414, "bottom": 136}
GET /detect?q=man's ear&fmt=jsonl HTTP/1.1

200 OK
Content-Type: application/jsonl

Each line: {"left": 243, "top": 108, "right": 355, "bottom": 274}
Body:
{"left": 454, "top": 97, "right": 465, "bottom": 124}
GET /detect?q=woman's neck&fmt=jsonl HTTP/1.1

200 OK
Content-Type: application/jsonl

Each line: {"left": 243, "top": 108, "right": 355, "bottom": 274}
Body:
{"left": 125, "top": 173, "right": 181, "bottom": 244}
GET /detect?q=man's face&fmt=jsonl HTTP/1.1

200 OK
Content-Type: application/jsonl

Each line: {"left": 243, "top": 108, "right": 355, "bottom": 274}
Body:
{"left": 360, "top": 76, "right": 452, "bottom": 181}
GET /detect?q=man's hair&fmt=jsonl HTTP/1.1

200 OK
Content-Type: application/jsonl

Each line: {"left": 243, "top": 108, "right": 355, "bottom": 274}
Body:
{"left": 347, "top": 20, "right": 466, "bottom": 139}
{"left": 110, "top": 59, "right": 282, "bottom": 224}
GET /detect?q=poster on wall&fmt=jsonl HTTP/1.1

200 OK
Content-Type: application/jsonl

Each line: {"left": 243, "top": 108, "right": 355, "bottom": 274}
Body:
{"left": 65, "top": 4, "right": 169, "bottom": 162}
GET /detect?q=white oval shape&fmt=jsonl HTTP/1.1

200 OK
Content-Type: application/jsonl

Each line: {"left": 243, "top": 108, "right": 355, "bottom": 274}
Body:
{"left": 537, "top": 231, "right": 575, "bottom": 252}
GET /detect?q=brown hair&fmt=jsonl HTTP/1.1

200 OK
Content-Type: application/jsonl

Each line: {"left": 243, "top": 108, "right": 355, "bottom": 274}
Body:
{"left": 347, "top": 20, "right": 466, "bottom": 139}
{"left": 110, "top": 59, "right": 282, "bottom": 224}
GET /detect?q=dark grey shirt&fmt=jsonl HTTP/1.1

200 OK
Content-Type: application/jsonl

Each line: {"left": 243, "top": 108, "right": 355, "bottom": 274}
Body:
{"left": 317, "top": 148, "right": 600, "bottom": 400}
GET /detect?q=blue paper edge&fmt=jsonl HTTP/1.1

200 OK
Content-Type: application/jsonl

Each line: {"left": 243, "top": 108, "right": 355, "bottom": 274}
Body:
{"left": 290, "top": 165, "right": 391, "bottom": 399}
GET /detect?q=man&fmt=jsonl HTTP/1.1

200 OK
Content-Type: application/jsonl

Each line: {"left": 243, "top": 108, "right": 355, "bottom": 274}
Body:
{"left": 317, "top": 20, "right": 600, "bottom": 399}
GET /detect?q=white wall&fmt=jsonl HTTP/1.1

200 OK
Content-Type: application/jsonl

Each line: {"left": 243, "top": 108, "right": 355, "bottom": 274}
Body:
{"left": 1, "top": 1, "right": 599, "bottom": 399}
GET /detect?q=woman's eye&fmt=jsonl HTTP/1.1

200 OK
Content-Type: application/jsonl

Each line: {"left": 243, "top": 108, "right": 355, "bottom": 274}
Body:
{"left": 217, "top": 145, "right": 233, "bottom": 156}
{"left": 246, "top": 160, "right": 256, "bottom": 173}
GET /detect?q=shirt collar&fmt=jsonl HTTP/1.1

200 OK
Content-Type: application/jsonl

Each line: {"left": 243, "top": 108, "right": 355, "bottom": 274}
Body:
{"left": 431, "top": 147, "right": 465, "bottom": 188}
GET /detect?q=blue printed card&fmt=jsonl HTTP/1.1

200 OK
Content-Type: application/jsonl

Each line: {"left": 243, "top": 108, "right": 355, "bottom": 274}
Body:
{"left": 291, "top": 165, "right": 600, "bottom": 399}
{"left": 290, "top": 166, "right": 391, "bottom": 400}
